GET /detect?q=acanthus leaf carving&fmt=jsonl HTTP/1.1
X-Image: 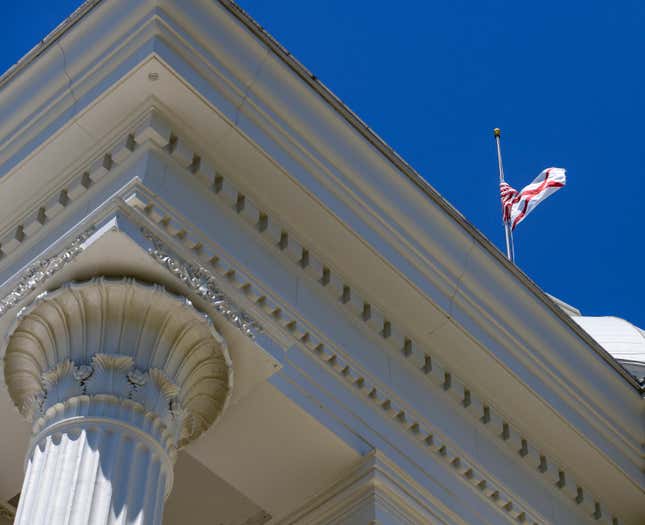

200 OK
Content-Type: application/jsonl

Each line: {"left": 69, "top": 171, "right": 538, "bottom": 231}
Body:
{"left": 85, "top": 354, "right": 135, "bottom": 399}
{"left": 0, "top": 228, "right": 95, "bottom": 316}
{"left": 142, "top": 227, "right": 260, "bottom": 339}
{"left": 5, "top": 278, "right": 232, "bottom": 448}
{"left": 34, "top": 353, "right": 185, "bottom": 441}
{"left": 41, "top": 360, "right": 83, "bottom": 408}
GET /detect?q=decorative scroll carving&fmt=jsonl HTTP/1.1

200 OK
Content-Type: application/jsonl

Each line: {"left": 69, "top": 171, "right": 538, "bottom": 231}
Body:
{"left": 142, "top": 227, "right": 261, "bottom": 338}
{"left": 32, "top": 354, "right": 186, "bottom": 441}
{"left": 0, "top": 222, "right": 261, "bottom": 342}
{"left": 0, "top": 228, "right": 95, "bottom": 316}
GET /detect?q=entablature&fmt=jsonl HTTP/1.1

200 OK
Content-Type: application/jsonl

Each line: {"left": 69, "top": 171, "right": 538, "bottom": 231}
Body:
{"left": 0, "top": 1, "right": 643, "bottom": 522}
{"left": 0, "top": 111, "right": 641, "bottom": 522}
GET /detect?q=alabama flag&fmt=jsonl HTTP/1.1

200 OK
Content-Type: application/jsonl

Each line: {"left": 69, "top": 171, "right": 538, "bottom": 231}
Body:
{"left": 500, "top": 167, "right": 566, "bottom": 230}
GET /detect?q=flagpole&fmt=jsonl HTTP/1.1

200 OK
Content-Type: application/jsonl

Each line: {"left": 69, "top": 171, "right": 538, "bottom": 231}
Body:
{"left": 494, "top": 128, "right": 515, "bottom": 263}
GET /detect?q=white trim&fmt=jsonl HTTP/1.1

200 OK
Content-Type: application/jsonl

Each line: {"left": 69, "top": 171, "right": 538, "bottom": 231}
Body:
{"left": 0, "top": 116, "right": 630, "bottom": 524}
{"left": 0, "top": 3, "right": 641, "bottom": 520}
{"left": 276, "top": 451, "right": 463, "bottom": 525}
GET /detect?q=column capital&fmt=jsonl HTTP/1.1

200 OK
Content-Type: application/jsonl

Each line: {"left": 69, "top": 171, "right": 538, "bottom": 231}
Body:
{"left": 4, "top": 277, "right": 233, "bottom": 449}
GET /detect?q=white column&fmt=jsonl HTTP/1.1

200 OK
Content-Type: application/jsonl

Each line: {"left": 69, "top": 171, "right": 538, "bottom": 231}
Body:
{"left": 15, "top": 397, "right": 172, "bottom": 525}
{"left": 3, "top": 279, "right": 233, "bottom": 525}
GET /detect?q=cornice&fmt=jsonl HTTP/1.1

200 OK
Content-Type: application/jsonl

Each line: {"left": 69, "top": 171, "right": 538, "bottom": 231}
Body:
{"left": 0, "top": 14, "right": 638, "bottom": 494}
{"left": 0, "top": 3, "right": 159, "bottom": 180}
{"left": 1, "top": 0, "right": 626, "bottom": 410}
{"left": 276, "top": 450, "right": 466, "bottom": 525}
{"left": 0, "top": 2, "right": 637, "bottom": 522}
{"left": 123, "top": 195, "right": 616, "bottom": 524}
{"left": 0, "top": 21, "right": 638, "bottom": 503}
{"left": 0, "top": 113, "right": 632, "bottom": 524}
{"left": 0, "top": 0, "right": 638, "bottom": 399}
{"left": 212, "top": 0, "right": 641, "bottom": 397}
{"left": 125, "top": 118, "right": 631, "bottom": 523}
{"left": 0, "top": 0, "right": 102, "bottom": 90}
{"left": 213, "top": 39, "right": 644, "bottom": 460}
{"left": 0, "top": 114, "right": 141, "bottom": 260}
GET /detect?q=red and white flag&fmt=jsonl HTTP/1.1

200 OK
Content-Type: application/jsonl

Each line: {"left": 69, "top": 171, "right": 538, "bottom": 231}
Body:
{"left": 500, "top": 167, "right": 566, "bottom": 230}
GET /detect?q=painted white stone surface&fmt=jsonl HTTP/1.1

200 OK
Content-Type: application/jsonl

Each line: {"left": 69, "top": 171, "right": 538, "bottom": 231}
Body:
{"left": 15, "top": 397, "right": 171, "bottom": 525}
{"left": 0, "top": 1, "right": 641, "bottom": 523}
{"left": 3, "top": 278, "right": 233, "bottom": 524}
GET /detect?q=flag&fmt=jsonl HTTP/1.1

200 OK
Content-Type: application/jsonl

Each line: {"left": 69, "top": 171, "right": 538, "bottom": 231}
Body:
{"left": 500, "top": 167, "right": 566, "bottom": 230}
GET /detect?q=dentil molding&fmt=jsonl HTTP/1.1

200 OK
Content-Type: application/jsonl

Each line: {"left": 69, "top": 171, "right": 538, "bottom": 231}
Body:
{"left": 0, "top": 112, "right": 626, "bottom": 524}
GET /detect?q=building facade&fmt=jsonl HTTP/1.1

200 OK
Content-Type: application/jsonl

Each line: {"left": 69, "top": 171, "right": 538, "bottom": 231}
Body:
{"left": 0, "top": 1, "right": 642, "bottom": 524}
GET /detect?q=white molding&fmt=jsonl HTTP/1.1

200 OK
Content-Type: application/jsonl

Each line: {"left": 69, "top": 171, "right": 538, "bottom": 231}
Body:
{"left": 278, "top": 451, "right": 469, "bottom": 525}
{"left": 126, "top": 192, "right": 551, "bottom": 523}
{"left": 123, "top": 117, "right": 628, "bottom": 524}
{"left": 0, "top": 135, "right": 132, "bottom": 260}
{"left": 0, "top": 3, "right": 641, "bottom": 520}
{"left": 0, "top": 116, "right": 630, "bottom": 524}
{"left": 0, "top": 202, "right": 595, "bottom": 524}
{"left": 0, "top": 0, "right": 638, "bottom": 396}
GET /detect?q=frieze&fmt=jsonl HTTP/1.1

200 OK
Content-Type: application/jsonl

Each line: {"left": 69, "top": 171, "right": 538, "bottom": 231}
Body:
{"left": 0, "top": 228, "right": 95, "bottom": 316}
{"left": 142, "top": 227, "right": 261, "bottom": 339}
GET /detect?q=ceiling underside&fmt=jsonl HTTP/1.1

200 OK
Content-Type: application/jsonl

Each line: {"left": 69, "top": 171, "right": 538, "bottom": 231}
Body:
{"left": 0, "top": 230, "right": 360, "bottom": 524}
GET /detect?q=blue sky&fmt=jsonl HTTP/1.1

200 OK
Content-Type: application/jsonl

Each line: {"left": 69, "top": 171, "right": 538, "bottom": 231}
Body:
{"left": 3, "top": 1, "right": 644, "bottom": 328}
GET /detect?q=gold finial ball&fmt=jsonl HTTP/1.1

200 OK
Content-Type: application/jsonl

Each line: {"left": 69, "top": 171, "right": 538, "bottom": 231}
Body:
{"left": 493, "top": 128, "right": 501, "bottom": 137}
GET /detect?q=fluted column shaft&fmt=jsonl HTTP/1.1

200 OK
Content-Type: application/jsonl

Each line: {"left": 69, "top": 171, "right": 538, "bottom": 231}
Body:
{"left": 14, "top": 396, "right": 173, "bottom": 525}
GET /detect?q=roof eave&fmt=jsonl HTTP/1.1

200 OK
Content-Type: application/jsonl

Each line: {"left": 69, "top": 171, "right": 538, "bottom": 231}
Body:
{"left": 216, "top": 0, "right": 642, "bottom": 392}
{"left": 0, "top": 0, "right": 640, "bottom": 392}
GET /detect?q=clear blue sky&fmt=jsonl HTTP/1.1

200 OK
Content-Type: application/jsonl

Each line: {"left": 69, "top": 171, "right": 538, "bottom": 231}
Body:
{"left": 3, "top": 1, "right": 644, "bottom": 327}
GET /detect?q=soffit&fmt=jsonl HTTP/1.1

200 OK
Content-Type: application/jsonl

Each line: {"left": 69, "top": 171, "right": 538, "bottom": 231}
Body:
{"left": 0, "top": 227, "right": 360, "bottom": 522}
{"left": 164, "top": 451, "right": 268, "bottom": 525}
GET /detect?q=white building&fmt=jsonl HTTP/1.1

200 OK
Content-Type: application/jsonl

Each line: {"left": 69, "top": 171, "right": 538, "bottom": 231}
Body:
{"left": 0, "top": 1, "right": 642, "bottom": 524}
